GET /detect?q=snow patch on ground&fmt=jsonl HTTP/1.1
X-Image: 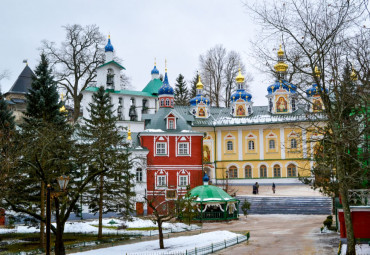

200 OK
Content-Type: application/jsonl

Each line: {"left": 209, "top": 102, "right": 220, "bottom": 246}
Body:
{"left": 73, "top": 230, "right": 242, "bottom": 255}
{"left": 341, "top": 244, "right": 370, "bottom": 255}
{"left": 0, "top": 217, "right": 200, "bottom": 236}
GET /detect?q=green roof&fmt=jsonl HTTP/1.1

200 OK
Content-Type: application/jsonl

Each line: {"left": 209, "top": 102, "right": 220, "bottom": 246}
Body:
{"left": 142, "top": 78, "right": 163, "bottom": 95}
{"left": 97, "top": 60, "right": 126, "bottom": 70}
{"left": 84, "top": 87, "right": 156, "bottom": 97}
{"left": 190, "top": 184, "right": 239, "bottom": 203}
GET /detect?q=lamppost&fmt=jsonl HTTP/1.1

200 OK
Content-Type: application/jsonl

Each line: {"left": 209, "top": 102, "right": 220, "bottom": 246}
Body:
{"left": 46, "top": 175, "right": 70, "bottom": 255}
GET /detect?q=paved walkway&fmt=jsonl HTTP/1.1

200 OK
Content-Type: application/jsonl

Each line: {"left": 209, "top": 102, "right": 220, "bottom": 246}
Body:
{"left": 201, "top": 214, "right": 339, "bottom": 255}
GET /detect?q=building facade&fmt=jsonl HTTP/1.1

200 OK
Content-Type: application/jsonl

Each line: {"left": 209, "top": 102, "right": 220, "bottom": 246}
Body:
{"left": 81, "top": 36, "right": 162, "bottom": 132}
{"left": 140, "top": 66, "right": 204, "bottom": 214}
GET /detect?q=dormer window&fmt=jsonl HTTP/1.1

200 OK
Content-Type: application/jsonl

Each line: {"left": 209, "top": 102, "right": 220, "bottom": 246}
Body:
{"left": 169, "top": 120, "right": 174, "bottom": 129}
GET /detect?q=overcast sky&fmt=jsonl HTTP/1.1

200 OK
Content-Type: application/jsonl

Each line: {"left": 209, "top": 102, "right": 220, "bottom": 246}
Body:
{"left": 0, "top": 0, "right": 276, "bottom": 106}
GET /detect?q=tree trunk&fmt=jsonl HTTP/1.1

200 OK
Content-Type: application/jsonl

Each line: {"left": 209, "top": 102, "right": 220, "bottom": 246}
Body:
{"left": 40, "top": 182, "right": 45, "bottom": 247}
{"left": 158, "top": 219, "right": 164, "bottom": 249}
{"left": 72, "top": 98, "right": 80, "bottom": 123}
{"left": 336, "top": 152, "right": 356, "bottom": 255}
{"left": 98, "top": 173, "right": 103, "bottom": 239}
{"left": 54, "top": 221, "right": 65, "bottom": 255}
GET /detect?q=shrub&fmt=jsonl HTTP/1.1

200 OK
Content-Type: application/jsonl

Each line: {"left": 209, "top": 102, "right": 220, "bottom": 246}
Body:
{"left": 323, "top": 219, "right": 332, "bottom": 228}
{"left": 241, "top": 199, "right": 251, "bottom": 216}
{"left": 327, "top": 215, "right": 333, "bottom": 220}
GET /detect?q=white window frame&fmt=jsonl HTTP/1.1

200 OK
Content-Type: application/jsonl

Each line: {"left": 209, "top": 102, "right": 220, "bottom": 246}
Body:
{"left": 160, "top": 99, "right": 164, "bottom": 106}
{"left": 156, "top": 142, "right": 167, "bottom": 155}
{"left": 227, "top": 141, "right": 233, "bottom": 151}
{"left": 165, "top": 99, "right": 170, "bottom": 106}
{"left": 291, "top": 138, "right": 297, "bottom": 149}
{"left": 248, "top": 140, "right": 255, "bottom": 150}
{"left": 179, "top": 176, "right": 188, "bottom": 186}
{"left": 169, "top": 119, "right": 174, "bottom": 129}
{"left": 136, "top": 168, "right": 143, "bottom": 182}
{"left": 178, "top": 142, "right": 189, "bottom": 155}
{"left": 269, "top": 139, "right": 275, "bottom": 149}
{"left": 157, "top": 175, "right": 166, "bottom": 187}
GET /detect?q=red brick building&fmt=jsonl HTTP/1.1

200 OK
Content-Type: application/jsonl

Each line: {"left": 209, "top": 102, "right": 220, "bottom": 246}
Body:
{"left": 140, "top": 68, "right": 203, "bottom": 214}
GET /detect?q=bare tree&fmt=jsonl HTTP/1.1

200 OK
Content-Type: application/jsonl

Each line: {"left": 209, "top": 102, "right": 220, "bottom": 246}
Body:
{"left": 0, "top": 70, "right": 10, "bottom": 92}
{"left": 144, "top": 193, "right": 179, "bottom": 249}
{"left": 248, "top": 1, "right": 369, "bottom": 254}
{"left": 42, "top": 24, "right": 105, "bottom": 122}
{"left": 199, "top": 45, "right": 251, "bottom": 107}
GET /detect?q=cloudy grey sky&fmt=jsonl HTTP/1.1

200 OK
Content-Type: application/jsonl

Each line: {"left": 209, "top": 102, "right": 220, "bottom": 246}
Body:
{"left": 0, "top": 0, "right": 275, "bottom": 106}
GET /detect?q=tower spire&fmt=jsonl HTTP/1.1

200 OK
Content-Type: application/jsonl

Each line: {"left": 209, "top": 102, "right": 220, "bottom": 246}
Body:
{"left": 274, "top": 45, "right": 288, "bottom": 80}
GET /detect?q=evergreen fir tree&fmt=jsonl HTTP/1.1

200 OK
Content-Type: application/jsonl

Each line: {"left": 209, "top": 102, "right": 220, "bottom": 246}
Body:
{"left": 25, "top": 53, "right": 64, "bottom": 124}
{"left": 174, "top": 74, "right": 189, "bottom": 106}
{"left": 190, "top": 73, "right": 199, "bottom": 99}
{"left": 0, "top": 93, "right": 15, "bottom": 133}
{"left": 79, "top": 86, "right": 134, "bottom": 238}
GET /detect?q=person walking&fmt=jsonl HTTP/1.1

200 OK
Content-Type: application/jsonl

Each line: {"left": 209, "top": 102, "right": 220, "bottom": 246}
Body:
{"left": 255, "top": 182, "right": 259, "bottom": 194}
{"left": 272, "top": 182, "right": 276, "bottom": 194}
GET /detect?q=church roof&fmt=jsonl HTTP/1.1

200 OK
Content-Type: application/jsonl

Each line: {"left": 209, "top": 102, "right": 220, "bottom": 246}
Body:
{"left": 97, "top": 60, "right": 125, "bottom": 70}
{"left": 142, "top": 78, "right": 163, "bottom": 95}
{"left": 190, "top": 184, "right": 239, "bottom": 203}
{"left": 6, "top": 65, "right": 35, "bottom": 95}
{"left": 173, "top": 105, "right": 322, "bottom": 127}
{"left": 141, "top": 107, "right": 200, "bottom": 134}
{"left": 84, "top": 86, "right": 156, "bottom": 97}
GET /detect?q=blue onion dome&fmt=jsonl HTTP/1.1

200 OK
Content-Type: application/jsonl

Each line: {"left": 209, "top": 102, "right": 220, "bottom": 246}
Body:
{"left": 105, "top": 35, "right": 114, "bottom": 52}
{"left": 267, "top": 80, "right": 297, "bottom": 94}
{"left": 306, "top": 84, "right": 328, "bottom": 97}
{"left": 158, "top": 70, "right": 174, "bottom": 95}
{"left": 203, "top": 173, "right": 210, "bottom": 182}
{"left": 190, "top": 95, "right": 210, "bottom": 106}
{"left": 230, "top": 89, "right": 252, "bottom": 102}
{"left": 151, "top": 64, "right": 159, "bottom": 75}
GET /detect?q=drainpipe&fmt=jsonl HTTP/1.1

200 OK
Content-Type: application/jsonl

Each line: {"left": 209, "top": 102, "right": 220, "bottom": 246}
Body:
{"left": 213, "top": 125, "right": 217, "bottom": 185}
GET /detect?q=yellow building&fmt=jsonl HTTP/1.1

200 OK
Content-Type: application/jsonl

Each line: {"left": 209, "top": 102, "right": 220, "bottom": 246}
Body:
{"left": 183, "top": 45, "right": 324, "bottom": 184}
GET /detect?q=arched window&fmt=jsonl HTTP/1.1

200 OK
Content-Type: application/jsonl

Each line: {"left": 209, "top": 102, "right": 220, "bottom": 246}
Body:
{"left": 142, "top": 99, "right": 148, "bottom": 114}
{"left": 228, "top": 166, "right": 238, "bottom": 178}
{"left": 292, "top": 99, "right": 296, "bottom": 111}
{"left": 166, "top": 99, "right": 170, "bottom": 106}
{"left": 160, "top": 99, "right": 164, "bottom": 106}
{"left": 287, "top": 164, "right": 297, "bottom": 177}
{"left": 269, "top": 139, "right": 275, "bottom": 149}
{"left": 245, "top": 165, "right": 252, "bottom": 178}
{"left": 171, "top": 99, "right": 174, "bottom": 106}
{"left": 260, "top": 165, "right": 267, "bottom": 177}
{"left": 291, "top": 138, "right": 297, "bottom": 149}
{"left": 248, "top": 140, "right": 255, "bottom": 150}
{"left": 273, "top": 164, "right": 281, "bottom": 177}
{"left": 136, "top": 168, "right": 143, "bottom": 182}
{"left": 130, "top": 97, "right": 135, "bottom": 106}
{"left": 227, "top": 141, "right": 233, "bottom": 151}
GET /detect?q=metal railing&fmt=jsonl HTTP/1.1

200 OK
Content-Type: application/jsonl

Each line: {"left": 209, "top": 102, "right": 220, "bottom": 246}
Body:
{"left": 127, "top": 232, "right": 250, "bottom": 255}
{"left": 191, "top": 211, "right": 238, "bottom": 221}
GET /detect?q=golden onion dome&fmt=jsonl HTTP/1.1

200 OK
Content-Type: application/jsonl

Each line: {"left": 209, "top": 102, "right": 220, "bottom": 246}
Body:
{"left": 277, "top": 45, "right": 284, "bottom": 57}
{"left": 59, "top": 105, "right": 67, "bottom": 113}
{"left": 274, "top": 61, "right": 288, "bottom": 73}
{"left": 127, "top": 126, "right": 132, "bottom": 141}
{"left": 235, "top": 68, "right": 245, "bottom": 83}
{"left": 196, "top": 74, "right": 204, "bottom": 90}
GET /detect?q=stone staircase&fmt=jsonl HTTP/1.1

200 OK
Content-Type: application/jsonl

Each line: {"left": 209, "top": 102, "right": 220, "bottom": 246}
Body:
{"left": 237, "top": 196, "right": 332, "bottom": 215}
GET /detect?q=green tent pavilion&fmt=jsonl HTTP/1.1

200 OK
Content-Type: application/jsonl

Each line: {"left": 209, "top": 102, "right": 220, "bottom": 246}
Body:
{"left": 189, "top": 174, "right": 240, "bottom": 221}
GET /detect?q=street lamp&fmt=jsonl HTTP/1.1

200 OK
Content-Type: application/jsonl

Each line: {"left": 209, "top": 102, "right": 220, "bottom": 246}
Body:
{"left": 57, "top": 175, "right": 70, "bottom": 191}
{"left": 46, "top": 175, "right": 70, "bottom": 255}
